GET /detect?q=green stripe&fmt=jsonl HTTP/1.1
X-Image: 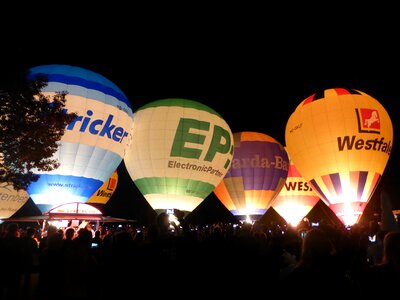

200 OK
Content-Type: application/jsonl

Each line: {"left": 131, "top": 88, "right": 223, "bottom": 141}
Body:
{"left": 134, "top": 177, "right": 215, "bottom": 199}
{"left": 136, "top": 98, "right": 222, "bottom": 118}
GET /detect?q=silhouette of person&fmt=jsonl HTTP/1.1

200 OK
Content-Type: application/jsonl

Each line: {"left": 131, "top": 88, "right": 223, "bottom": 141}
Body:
{"left": 361, "top": 231, "right": 400, "bottom": 297}
{"left": 282, "top": 228, "right": 357, "bottom": 296}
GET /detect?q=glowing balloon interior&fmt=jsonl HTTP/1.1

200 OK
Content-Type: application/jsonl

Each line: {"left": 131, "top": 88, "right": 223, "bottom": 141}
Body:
{"left": 285, "top": 88, "right": 393, "bottom": 226}
{"left": 272, "top": 147, "right": 320, "bottom": 226}
{"left": 86, "top": 170, "right": 118, "bottom": 205}
{"left": 124, "top": 98, "right": 234, "bottom": 213}
{"left": 0, "top": 182, "right": 30, "bottom": 219}
{"left": 214, "top": 132, "right": 289, "bottom": 219}
{"left": 27, "top": 65, "right": 133, "bottom": 213}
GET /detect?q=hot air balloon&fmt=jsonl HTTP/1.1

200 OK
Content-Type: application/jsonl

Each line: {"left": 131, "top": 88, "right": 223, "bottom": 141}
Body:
{"left": 213, "top": 131, "right": 289, "bottom": 221}
{"left": 86, "top": 170, "right": 118, "bottom": 206}
{"left": 272, "top": 147, "right": 320, "bottom": 226}
{"left": 285, "top": 88, "right": 393, "bottom": 226}
{"left": 0, "top": 182, "right": 30, "bottom": 219}
{"left": 124, "top": 98, "right": 233, "bottom": 215}
{"left": 26, "top": 65, "right": 133, "bottom": 213}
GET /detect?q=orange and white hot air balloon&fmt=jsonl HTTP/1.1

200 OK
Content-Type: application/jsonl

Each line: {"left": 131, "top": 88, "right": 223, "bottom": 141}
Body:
{"left": 285, "top": 88, "right": 393, "bottom": 226}
{"left": 272, "top": 147, "right": 320, "bottom": 227}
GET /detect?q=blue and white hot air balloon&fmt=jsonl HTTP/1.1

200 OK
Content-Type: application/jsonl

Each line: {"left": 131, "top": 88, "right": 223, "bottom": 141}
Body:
{"left": 27, "top": 65, "right": 133, "bottom": 213}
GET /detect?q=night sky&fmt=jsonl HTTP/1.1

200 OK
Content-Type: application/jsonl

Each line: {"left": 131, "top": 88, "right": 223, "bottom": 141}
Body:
{"left": 2, "top": 37, "right": 400, "bottom": 224}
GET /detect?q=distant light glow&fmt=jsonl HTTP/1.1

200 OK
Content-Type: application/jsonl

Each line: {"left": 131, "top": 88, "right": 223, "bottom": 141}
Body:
{"left": 50, "top": 202, "right": 102, "bottom": 215}
{"left": 168, "top": 213, "right": 180, "bottom": 226}
{"left": 274, "top": 203, "right": 312, "bottom": 227}
{"left": 48, "top": 220, "right": 69, "bottom": 228}
{"left": 335, "top": 201, "right": 361, "bottom": 226}
{"left": 245, "top": 215, "right": 252, "bottom": 224}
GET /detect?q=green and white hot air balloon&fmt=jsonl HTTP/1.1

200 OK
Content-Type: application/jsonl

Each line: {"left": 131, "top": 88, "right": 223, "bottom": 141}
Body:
{"left": 124, "top": 98, "right": 234, "bottom": 214}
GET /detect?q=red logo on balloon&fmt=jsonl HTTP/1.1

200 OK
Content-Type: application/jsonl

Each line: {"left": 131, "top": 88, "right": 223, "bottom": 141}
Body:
{"left": 356, "top": 108, "right": 380, "bottom": 133}
{"left": 106, "top": 178, "right": 117, "bottom": 190}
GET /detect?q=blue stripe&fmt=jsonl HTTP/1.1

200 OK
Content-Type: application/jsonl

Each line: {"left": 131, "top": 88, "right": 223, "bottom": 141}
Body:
{"left": 330, "top": 173, "right": 342, "bottom": 195}
{"left": 44, "top": 82, "right": 133, "bottom": 117}
{"left": 30, "top": 65, "right": 121, "bottom": 92}
{"left": 35, "top": 204, "right": 56, "bottom": 213}
{"left": 309, "top": 179, "right": 327, "bottom": 203}
{"left": 29, "top": 65, "right": 131, "bottom": 108}
{"left": 43, "top": 74, "right": 130, "bottom": 107}
{"left": 358, "top": 171, "right": 368, "bottom": 201}
{"left": 28, "top": 175, "right": 103, "bottom": 213}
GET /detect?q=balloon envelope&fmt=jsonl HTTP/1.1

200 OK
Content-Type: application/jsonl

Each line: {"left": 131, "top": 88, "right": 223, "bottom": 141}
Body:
{"left": 86, "top": 170, "right": 118, "bottom": 205}
{"left": 272, "top": 147, "right": 320, "bottom": 226}
{"left": 124, "top": 98, "right": 233, "bottom": 213}
{"left": 27, "top": 65, "right": 133, "bottom": 213}
{"left": 285, "top": 88, "right": 393, "bottom": 226}
{"left": 214, "top": 132, "right": 289, "bottom": 219}
{"left": 0, "top": 182, "right": 30, "bottom": 219}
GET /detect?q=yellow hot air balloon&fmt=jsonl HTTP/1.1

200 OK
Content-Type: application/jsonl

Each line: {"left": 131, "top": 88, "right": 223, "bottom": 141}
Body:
{"left": 86, "top": 170, "right": 118, "bottom": 206}
{"left": 272, "top": 147, "right": 320, "bottom": 227}
{"left": 124, "top": 98, "right": 233, "bottom": 215}
{"left": 285, "top": 88, "right": 393, "bottom": 226}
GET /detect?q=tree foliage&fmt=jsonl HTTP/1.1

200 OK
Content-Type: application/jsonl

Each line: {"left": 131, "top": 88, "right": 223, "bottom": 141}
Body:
{"left": 0, "top": 72, "right": 77, "bottom": 190}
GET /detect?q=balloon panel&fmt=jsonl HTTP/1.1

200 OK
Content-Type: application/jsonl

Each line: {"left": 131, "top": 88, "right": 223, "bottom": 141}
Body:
{"left": 214, "top": 132, "right": 289, "bottom": 217}
{"left": 87, "top": 170, "right": 118, "bottom": 205}
{"left": 27, "top": 65, "right": 133, "bottom": 213}
{"left": 124, "top": 98, "right": 233, "bottom": 212}
{"left": 285, "top": 88, "right": 393, "bottom": 225}
{"left": 0, "top": 182, "right": 30, "bottom": 219}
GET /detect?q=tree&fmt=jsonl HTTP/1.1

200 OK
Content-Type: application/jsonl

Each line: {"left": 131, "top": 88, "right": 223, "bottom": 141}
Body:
{"left": 0, "top": 71, "right": 77, "bottom": 190}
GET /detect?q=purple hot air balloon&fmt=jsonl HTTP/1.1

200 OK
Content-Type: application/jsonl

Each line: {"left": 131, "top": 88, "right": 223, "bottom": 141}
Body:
{"left": 214, "top": 131, "right": 289, "bottom": 221}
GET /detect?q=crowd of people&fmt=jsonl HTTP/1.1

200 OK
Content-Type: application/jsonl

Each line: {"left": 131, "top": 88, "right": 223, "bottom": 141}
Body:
{"left": 0, "top": 213, "right": 399, "bottom": 299}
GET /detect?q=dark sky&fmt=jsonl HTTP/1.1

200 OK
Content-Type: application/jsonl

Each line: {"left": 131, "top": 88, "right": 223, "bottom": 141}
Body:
{"left": 3, "top": 38, "right": 400, "bottom": 223}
